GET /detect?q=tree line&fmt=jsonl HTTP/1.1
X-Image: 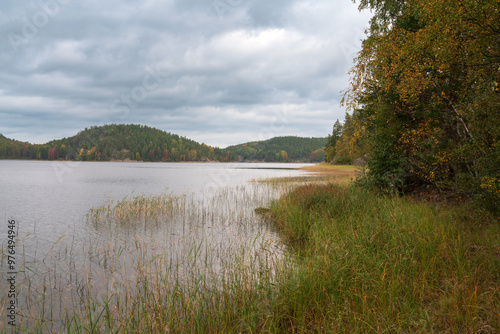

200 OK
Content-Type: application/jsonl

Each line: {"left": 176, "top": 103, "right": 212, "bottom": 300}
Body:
{"left": 325, "top": 0, "right": 499, "bottom": 212}
{"left": 0, "top": 125, "right": 327, "bottom": 163}
{"left": 225, "top": 136, "right": 327, "bottom": 162}
{"left": 0, "top": 124, "right": 230, "bottom": 162}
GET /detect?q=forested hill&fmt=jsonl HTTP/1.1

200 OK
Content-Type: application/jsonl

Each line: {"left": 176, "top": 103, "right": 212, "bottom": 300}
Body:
{"left": 225, "top": 136, "right": 327, "bottom": 162}
{"left": 0, "top": 134, "right": 40, "bottom": 159}
{"left": 0, "top": 124, "right": 230, "bottom": 162}
{"left": 0, "top": 125, "right": 327, "bottom": 162}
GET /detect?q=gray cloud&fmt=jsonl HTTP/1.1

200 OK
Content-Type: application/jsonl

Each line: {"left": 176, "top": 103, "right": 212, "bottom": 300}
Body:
{"left": 0, "top": 0, "right": 371, "bottom": 148}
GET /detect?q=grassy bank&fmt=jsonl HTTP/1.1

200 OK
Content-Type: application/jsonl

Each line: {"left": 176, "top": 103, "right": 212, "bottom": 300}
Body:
{"left": 70, "top": 181, "right": 500, "bottom": 333}
{"left": 4, "top": 175, "right": 499, "bottom": 333}
{"left": 265, "top": 183, "right": 500, "bottom": 332}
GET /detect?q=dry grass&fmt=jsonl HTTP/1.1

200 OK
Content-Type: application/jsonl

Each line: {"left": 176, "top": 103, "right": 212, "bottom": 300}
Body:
{"left": 300, "top": 163, "right": 359, "bottom": 175}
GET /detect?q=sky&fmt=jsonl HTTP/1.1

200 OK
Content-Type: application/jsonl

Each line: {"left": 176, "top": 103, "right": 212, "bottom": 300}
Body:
{"left": 0, "top": 0, "right": 371, "bottom": 148}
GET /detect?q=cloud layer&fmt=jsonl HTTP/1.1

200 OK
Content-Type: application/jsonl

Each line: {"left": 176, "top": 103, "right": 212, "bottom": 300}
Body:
{"left": 0, "top": 0, "right": 371, "bottom": 147}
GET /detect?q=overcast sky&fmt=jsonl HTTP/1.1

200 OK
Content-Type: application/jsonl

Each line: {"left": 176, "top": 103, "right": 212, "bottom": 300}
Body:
{"left": 0, "top": 0, "right": 371, "bottom": 148}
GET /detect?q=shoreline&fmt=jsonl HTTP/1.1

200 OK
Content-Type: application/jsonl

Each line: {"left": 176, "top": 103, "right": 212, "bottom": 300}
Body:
{"left": 0, "top": 158, "right": 317, "bottom": 164}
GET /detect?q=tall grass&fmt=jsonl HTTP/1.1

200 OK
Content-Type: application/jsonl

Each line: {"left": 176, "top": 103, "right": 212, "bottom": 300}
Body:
{"left": 63, "top": 236, "right": 290, "bottom": 333}
{"left": 2, "top": 176, "right": 499, "bottom": 333}
{"left": 266, "top": 183, "right": 500, "bottom": 332}
{"left": 87, "top": 192, "right": 185, "bottom": 225}
{"left": 1, "top": 183, "right": 290, "bottom": 333}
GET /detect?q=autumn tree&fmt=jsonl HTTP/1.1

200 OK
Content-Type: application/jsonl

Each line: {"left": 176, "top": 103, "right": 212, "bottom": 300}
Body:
{"left": 325, "top": 120, "right": 343, "bottom": 162}
{"left": 326, "top": 113, "right": 367, "bottom": 165}
{"left": 86, "top": 147, "right": 99, "bottom": 161}
{"left": 48, "top": 147, "right": 56, "bottom": 160}
{"left": 79, "top": 148, "right": 87, "bottom": 161}
{"left": 345, "top": 0, "right": 500, "bottom": 205}
{"left": 188, "top": 149, "right": 197, "bottom": 161}
{"left": 59, "top": 144, "right": 67, "bottom": 160}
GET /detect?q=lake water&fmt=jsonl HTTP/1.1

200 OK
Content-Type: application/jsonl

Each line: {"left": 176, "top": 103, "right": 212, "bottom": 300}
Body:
{"left": 0, "top": 160, "right": 312, "bottom": 330}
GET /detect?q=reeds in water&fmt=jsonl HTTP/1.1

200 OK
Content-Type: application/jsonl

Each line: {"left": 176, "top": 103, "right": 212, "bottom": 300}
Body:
{"left": 87, "top": 192, "right": 185, "bottom": 224}
{"left": 1, "top": 181, "right": 297, "bottom": 333}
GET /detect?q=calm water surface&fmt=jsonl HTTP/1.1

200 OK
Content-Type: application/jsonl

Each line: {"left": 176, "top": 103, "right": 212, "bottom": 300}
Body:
{"left": 1, "top": 160, "right": 312, "bottom": 329}
{"left": 1, "top": 160, "right": 310, "bottom": 240}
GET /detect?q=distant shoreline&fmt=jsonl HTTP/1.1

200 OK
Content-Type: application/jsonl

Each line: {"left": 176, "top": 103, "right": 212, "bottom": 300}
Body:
{"left": 0, "top": 158, "right": 315, "bottom": 164}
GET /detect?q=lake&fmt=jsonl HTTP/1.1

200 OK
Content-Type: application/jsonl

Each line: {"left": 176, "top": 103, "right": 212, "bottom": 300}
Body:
{"left": 0, "top": 160, "right": 312, "bottom": 330}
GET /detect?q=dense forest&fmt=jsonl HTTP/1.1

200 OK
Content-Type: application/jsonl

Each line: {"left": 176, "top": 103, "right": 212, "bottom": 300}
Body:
{"left": 325, "top": 0, "right": 499, "bottom": 211}
{"left": 0, "top": 124, "right": 230, "bottom": 162}
{"left": 225, "top": 136, "right": 327, "bottom": 162}
{"left": 0, "top": 124, "right": 327, "bottom": 163}
{"left": 0, "top": 134, "right": 41, "bottom": 160}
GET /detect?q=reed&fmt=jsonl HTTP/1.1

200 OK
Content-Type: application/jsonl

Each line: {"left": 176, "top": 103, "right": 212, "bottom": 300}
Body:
{"left": 87, "top": 192, "right": 185, "bottom": 224}
{"left": 3, "top": 172, "right": 497, "bottom": 333}
{"left": 1, "top": 182, "right": 293, "bottom": 333}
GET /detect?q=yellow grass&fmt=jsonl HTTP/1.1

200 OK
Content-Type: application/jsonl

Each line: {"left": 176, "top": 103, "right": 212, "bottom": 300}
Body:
{"left": 300, "top": 163, "right": 359, "bottom": 175}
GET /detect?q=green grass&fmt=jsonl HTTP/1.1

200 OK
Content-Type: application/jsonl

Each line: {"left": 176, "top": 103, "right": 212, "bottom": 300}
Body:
{"left": 75, "top": 183, "right": 500, "bottom": 333}
{"left": 3, "top": 179, "right": 499, "bottom": 333}
{"left": 265, "top": 183, "right": 500, "bottom": 332}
